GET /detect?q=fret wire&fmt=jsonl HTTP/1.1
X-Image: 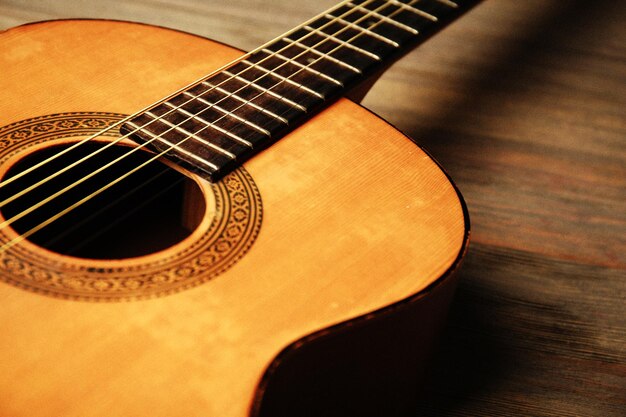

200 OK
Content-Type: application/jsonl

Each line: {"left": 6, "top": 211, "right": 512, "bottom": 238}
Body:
{"left": 118, "top": 0, "right": 369, "bottom": 159}
{"left": 149, "top": 0, "right": 376, "bottom": 133}
{"left": 146, "top": 111, "right": 241, "bottom": 156}
{"left": 0, "top": 0, "right": 370, "bottom": 250}
{"left": 12, "top": 0, "right": 424, "bottom": 221}
{"left": 185, "top": 0, "right": 409, "bottom": 149}
{"left": 124, "top": 121, "right": 220, "bottom": 170}
{"left": 182, "top": 90, "right": 272, "bottom": 136}
{"left": 146, "top": 0, "right": 416, "bottom": 156}
{"left": 151, "top": 0, "right": 410, "bottom": 159}
{"left": 125, "top": 0, "right": 383, "bottom": 169}
{"left": 0, "top": 1, "right": 379, "bottom": 250}
{"left": 328, "top": 0, "right": 425, "bottom": 48}
{"left": 282, "top": 37, "right": 362, "bottom": 74}
{"left": 3, "top": 0, "right": 382, "bottom": 243}
{"left": 304, "top": 25, "right": 382, "bottom": 61}
{"left": 201, "top": 81, "right": 289, "bottom": 124}
{"left": 324, "top": 13, "right": 400, "bottom": 46}
{"left": 133, "top": 0, "right": 402, "bottom": 174}
{"left": 264, "top": 0, "right": 427, "bottom": 127}
{"left": 163, "top": 102, "right": 254, "bottom": 147}
{"left": 133, "top": 0, "right": 397, "bottom": 173}
{"left": 0, "top": 0, "right": 368, "bottom": 250}
{"left": 0, "top": 0, "right": 362, "bottom": 212}
{"left": 347, "top": 2, "right": 418, "bottom": 34}
{"left": 222, "top": 70, "right": 308, "bottom": 112}
{"left": 236, "top": 0, "right": 421, "bottom": 119}
{"left": 260, "top": 48, "right": 344, "bottom": 86}
{"left": 2, "top": 0, "right": 466, "bottom": 252}
{"left": 241, "top": 59, "right": 326, "bottom": 99}
{"left": 133, "top": 0, "right": 390, "bottom": 147}
{"left": 19, "top": 0, "right": 407, "bottom": 193}
{"left": 389, "top": 0, "right": 438, "bottom": 21}
{"left": 175, "top": 0, "right": 405, "bottom": 128}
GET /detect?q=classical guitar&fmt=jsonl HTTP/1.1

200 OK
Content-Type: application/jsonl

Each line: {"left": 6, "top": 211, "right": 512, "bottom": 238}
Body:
{"left": 0, "top": 1, "right": 478, "bottom": 415}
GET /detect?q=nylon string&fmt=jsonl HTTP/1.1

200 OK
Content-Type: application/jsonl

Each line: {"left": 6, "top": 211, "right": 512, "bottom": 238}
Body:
{"left": 0, "top": 0, "right": 425, "bottom": 253}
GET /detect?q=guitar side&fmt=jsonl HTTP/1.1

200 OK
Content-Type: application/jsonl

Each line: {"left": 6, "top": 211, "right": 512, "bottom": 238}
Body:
{"left": 0, "top": 20, "right": 468, "bottom": 417}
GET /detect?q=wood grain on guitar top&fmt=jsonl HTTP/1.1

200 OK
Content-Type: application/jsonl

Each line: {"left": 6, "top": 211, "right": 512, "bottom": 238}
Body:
{"left": 0, "top": 20, "right": 466, "bottom": 416}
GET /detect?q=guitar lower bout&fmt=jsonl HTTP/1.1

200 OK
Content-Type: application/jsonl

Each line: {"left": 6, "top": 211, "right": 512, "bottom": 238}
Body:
{"left": 0, "top": 20, "right": 469, "bottom": 417}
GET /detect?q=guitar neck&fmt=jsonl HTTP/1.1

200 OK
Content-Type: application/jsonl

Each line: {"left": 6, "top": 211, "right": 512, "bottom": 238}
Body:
{"left": 122, "top": 0, "right": 481, "bottom": 181}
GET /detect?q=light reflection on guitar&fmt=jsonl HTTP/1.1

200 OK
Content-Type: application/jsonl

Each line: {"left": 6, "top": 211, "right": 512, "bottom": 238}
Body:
{"left": 0, "top": 1, "right": 478, "bottom": 415}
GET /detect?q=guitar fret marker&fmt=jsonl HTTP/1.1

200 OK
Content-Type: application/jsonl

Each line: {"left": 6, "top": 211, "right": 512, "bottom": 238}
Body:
{"left": 283, "top": 37, "right": 362, "bottom": 74}
{"left": 125, "top": 121, "right": 219, "bottom": 171}
{"left": 389, "top": 0, "right": 438, "bottom": 21}
{"left": 346, "top": 2, "right": 418, "bottom": 35}
{"left": 223, "top": 70, "right": 308, "bottom": 112}
{"left": 145, "top": 111, "right": 236, "bottom": 159}
{"left": 162, "top": 102, "right": 253, "bottom": 148}
{"left": 200, "top": 81, "right": 289, "bottom": 125}
{"left": 325, "top": 14, "right": 400, "bottom": 47}
{"left": 242, "top": 59, "right": 326, "bottom": 99}
{"left": 182, "top": 91, "right": 272, "bottom": 136}
{"left": 261, "top": 48, "right": 343, "bottom": 86}
{"left": 304, "top": 25, "right": 382, "bottom": 61}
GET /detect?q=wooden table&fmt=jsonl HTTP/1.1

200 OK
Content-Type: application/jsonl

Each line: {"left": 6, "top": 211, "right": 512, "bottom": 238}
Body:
{"left": 1, "top": 1, "right": 624, "bottom": 415}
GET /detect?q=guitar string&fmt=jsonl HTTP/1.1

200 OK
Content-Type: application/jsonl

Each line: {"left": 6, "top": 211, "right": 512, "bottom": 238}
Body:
{"left": 0, "top": 0, "right": 371, "bottom": 245}
{"left": 0, "top": 0, "right": 374, "bottom": 223}
{"left": 0, "top": 0, "right": 428, "bottom": 253}
{"left": 0, "top": 0, "right": 444, "bottom": 194}
{"left": 42, "top": 172, "right": 185, "bottom": 255}
{"left": 0, "top": 0, "right": 371, "bottom": 215}
{"left": 178, "top": 0, "right": 426, "bottom": 156}
{"left": 0, "top": 0, "right": 426, "bottom": 253}
{"left": 0, "top": 0, "right": 383, "bottom": 249}
{"left": 0, "top": 0, "right": 356, "bottom": 194}
{"left": 0, "top": 0, "right": 384, "bottom": 221}
{"left": 0, "top": 0, "right": 421, "bottom": 253}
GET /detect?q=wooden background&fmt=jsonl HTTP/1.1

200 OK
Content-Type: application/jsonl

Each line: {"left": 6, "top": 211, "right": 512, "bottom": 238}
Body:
{"left": 1, "top": 0, "right": 624, "bottom": 415}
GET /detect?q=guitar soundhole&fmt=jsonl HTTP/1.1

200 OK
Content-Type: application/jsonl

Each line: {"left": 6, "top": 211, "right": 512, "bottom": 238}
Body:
{"left": 0, "top": 142, "right": 205, "bottom": 259}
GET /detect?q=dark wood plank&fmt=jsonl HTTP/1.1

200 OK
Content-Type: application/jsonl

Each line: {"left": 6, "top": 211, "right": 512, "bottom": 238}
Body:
{"left": 1, "top": 1, "right": 624, "bottom": 416}
{"left": 373, "top": 1, "right": 626, "bottom": 415}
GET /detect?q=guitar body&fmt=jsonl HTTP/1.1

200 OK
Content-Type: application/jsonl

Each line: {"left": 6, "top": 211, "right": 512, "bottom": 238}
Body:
{"left": 0, "top": 20, "right": 468, "bottom": 416}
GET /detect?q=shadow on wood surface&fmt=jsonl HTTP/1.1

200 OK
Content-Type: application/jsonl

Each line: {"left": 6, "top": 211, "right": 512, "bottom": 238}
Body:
{"left": 407, "top": 1, "right": 625, "bottom": 415}
{"left": 255, "top": 1, "right": 625, "bottom": 415}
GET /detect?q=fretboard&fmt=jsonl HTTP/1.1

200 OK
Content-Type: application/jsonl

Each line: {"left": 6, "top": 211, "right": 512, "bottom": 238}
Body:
{"left": 121, "top": 0, "right": 480, "bottom": 181}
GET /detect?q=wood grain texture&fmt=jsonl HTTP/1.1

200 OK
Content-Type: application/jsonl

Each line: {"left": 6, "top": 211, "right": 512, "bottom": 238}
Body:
{"left": 1, "top": 0, "right": 624, "bottom": 416}
{"left": 0, "top": 18, "right": 466, "bottom": 417}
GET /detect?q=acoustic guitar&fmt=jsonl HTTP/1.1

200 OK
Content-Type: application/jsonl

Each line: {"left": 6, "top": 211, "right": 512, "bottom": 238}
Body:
{"left": 0, "top": 1, "right": 479, "bottom": 415}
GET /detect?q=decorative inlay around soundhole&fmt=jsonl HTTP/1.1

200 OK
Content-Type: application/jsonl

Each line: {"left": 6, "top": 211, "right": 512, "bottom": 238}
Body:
{"left": 0, "top": 113, "right": 262, "bottom": 301}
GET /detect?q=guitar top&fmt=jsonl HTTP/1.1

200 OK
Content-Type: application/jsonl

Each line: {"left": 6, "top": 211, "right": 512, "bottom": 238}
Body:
{"left": 0, "top": 1, "right": 478, "bottom": 416}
